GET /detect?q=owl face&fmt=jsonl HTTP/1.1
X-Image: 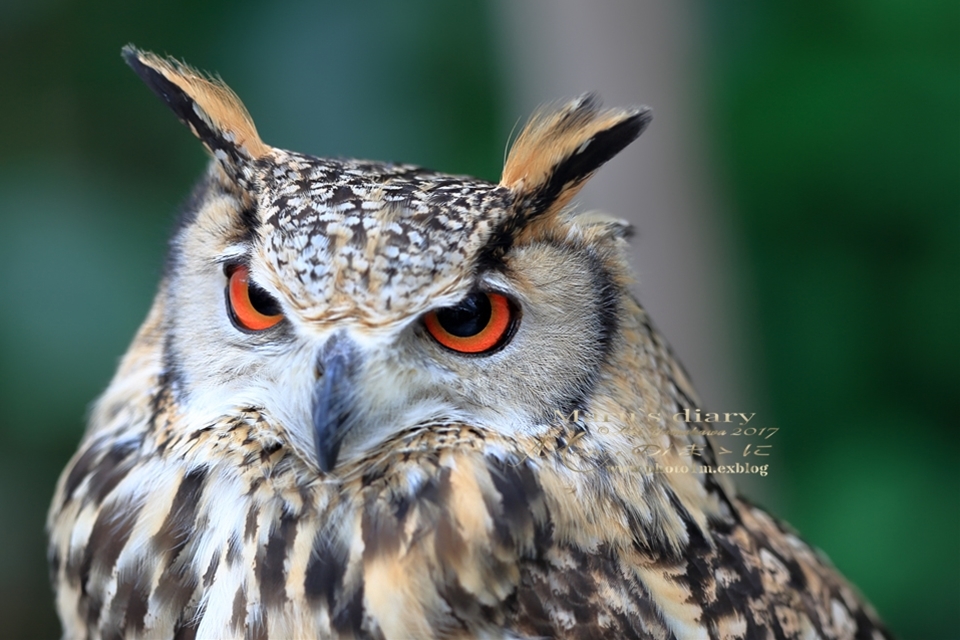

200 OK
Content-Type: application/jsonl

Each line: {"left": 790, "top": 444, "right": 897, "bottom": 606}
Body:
{"left": 125, "top": 47, "right": 650, "bottom": 474}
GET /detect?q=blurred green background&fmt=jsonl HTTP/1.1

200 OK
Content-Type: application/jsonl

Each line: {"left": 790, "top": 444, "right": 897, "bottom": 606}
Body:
{"left": 0, "top": 1, "right": 956, "bottom": 638}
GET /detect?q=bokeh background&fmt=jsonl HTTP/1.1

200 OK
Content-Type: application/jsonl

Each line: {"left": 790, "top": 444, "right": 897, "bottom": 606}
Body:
{"left": 0, "top": 1, "right": 956, "bottom": 637}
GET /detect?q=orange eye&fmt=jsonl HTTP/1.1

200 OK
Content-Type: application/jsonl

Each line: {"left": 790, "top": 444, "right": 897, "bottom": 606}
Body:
{"left": 424, "top": 292, "right": 517, "bottom": 354}
{"left": 226, "top": 264, "right": 284, "bottom": 331}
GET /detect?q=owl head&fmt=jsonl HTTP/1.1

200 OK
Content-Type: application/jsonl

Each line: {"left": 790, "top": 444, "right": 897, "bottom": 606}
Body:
{"left": 117, "top": 46, "right": 651, "bottom": 474}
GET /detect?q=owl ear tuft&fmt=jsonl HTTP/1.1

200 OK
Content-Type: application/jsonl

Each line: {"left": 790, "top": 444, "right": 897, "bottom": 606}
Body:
{"left": 122, "top": 45, "right": 268, "bottom": 164}
{"left": 501, "top": 94, "right": 651, "bottom": 218}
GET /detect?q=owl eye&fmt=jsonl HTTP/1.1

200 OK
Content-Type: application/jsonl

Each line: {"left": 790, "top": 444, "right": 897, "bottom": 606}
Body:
{"left": 424, "top": 292, "right": 517, "bottom": 354}
{"left": 226, "top": 264, "right": 284, "bottom": 331}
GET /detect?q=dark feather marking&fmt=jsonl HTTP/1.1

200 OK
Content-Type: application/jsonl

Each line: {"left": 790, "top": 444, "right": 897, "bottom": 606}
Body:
{"left": 127, "top": 577, "right": 151, "bottom": 634}
{"left": 148, "top": 467, "right": 207, "bottom": 628}
{"left": 74, "top": 497, "right": 143, "bottom": 629}
{"left": 716, "top": 533, "right": 765, "bottom": 596}
{"left": 153, "top": 466, "right": 208, "bottom": 555}
{"left": 487, "top": 459, "right": 541, "bottom": 549}
{"left": 173, "top": 617, "right": 199, "bottom": 640}
{"left": 61, "top": 444, "right": 103, "bottom": 506}
{"left": 230, "top": 586, "right": 246, "bottom": 632}
{"left": 110, "top": 568, "right": 151, "bottom": 635}
{"left": 435, "top": 468, "right": 467, "bottom": 561}
{"left": 609, "top": 609, "right": 649, "bottom": 640}
{"left": 543, "top": 245, "right": 624, "bottom": 422}
{"left": 331, "top": 581, "right": 365, "bottom": 636}
{"left": 782, "top": 553, "right": 809, "bottom": 593}
{"left": 437, "top": 580, "right": 488, "bottom": 630}
{"left": 260, "top": 439, "right": 283, "bottom": 459}
{"left": 586, "top": 247, "right": 622, "bottom": 363}
{"left": 364, "top": 618, "right": 387, "bottom": 640}
{"left": 741, "top": 612, "right": 771, "bottom": 640}
{"left": 361, "top": 500, "right": 402, "bottom": 559}
{"left": 731, "top": 501, "right": 892, "bottom": 637}
{"left": 84, "top": 441, "right": 140, "bottom": 507}
{"left": 362, "top": 474, "right": 439, "bottom": 559}
{"left": 692, "top": 526, "right": 750, "bottom": 625}
{"left": 226, "top": 532, "right": 243, "bottom": 566}
{"left": 304, "top": 531, "right": 347, "bottom": 606}
{"left": 514, "top": 575, "right": 554, "bottom": 637}
{"left": 854, "top": 607, "right": 889, "bottom": 639}
{"left": 202, "top": 550, "right": 221, "bottom": 587}
{"left": 390, "top": 490, "right": 412, "bottom": 521}
{"left": 244, "top": 506, "right": 259, "bottom": 542}
{"left": 475, "top": 206, "right": 522, "bottom": 269}
{"left": 514, "top": 548, "right": 648, "bottom": 640}
{"left": 154, "top": 551, "right": 200, "bottom": 624}
{"left": 305, "top": 528, "right": 366, "bottom": 634}
{"left": 186, "top": 425, "right": 214, "bottom": 442}
{"left": 258, "top": 509, "right": 297, "bottom": 608}
{"left": 667, "top": 491, "right": 715, "bottom": 608}
{"left": 64, "top": 434, "right": 140, "bottom": 507}
{"left": 147, "top": 372, "right": 176, "bottom": 441}
{"left": 246, "top": 608, "right": 268, "bottom": 640}
{"left": 83, "top": 588, "right": 104, "bottom": 632}
{"left": 48, "top": 547, "right": 60, "bottom": 588}
{"left": 501, "top": 242, "right": 623, "bottom": 425}
{"left": 237, "top": 206, "right": 260, "bottom": 241}
{"left": 622, "top": 493, "right": 680, "bottom": 561}
{"left": 544, "top": 545, "right": 650, "bottom": 640}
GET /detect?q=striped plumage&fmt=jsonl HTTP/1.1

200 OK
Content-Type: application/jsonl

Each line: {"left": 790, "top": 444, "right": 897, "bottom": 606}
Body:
{"left": 48, "top": 47, "right": 892, "bottom": 639}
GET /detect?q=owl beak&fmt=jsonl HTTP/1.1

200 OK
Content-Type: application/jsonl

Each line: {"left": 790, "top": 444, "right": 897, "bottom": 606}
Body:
{"left": 312, "top": 335, "right": 360, "bottom": 473}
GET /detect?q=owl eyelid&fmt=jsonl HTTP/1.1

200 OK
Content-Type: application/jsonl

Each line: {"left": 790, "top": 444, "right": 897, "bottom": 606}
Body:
{"left": 430, "top": 288, "right": 515, "bottom": 318}
{"left": 214, "top": 244, "right": 251, "bottom": 265}
{"left": 223, "top": 262, "right": 274, "bottom": 296}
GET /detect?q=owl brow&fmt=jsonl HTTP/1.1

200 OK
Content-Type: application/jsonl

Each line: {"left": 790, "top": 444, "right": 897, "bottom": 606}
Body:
{"left": 476, "top": 270, "right": 512, "bottom": 294}
{"left": 214, "top": 245, "right": 251, "bottom": 265}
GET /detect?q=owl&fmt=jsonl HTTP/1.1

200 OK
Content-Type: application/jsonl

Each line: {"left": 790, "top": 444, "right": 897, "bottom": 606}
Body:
{"left": 47, "top": 46, "right": 892, "bottom": 640}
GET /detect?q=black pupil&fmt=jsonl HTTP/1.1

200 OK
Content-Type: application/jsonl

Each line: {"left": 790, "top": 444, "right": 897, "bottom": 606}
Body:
{"left": 248, "top": 280, "right": 282, "bottom": 316}
{"left": 436, "top": 293, "right": 491, "bottom": 337}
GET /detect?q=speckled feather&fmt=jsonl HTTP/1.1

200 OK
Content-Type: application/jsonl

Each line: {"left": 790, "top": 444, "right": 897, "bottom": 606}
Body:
{"left": 48, "top": 48, "right": 892, "bottom": 639}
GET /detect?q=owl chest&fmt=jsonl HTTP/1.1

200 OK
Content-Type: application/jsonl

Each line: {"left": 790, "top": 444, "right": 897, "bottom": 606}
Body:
{"left": 52, "top": 436, "right": 357, "bottom": 638}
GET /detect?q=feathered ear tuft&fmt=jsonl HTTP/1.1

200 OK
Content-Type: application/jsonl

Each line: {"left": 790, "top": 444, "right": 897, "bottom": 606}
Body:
{"left": 501, "top": 94, "right": 651, "bottom": 218}
{"left": 122, "top": 45, "right": 268, "bottom": 163}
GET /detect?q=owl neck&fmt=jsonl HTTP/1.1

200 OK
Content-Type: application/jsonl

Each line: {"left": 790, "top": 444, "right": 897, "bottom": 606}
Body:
{"left": 551, "top": 292, "right": 740, "bottom": 534}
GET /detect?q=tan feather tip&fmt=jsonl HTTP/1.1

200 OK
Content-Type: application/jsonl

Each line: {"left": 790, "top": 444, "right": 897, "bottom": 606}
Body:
{"left": 122, "top": 45, "right": 268, "bottom": 160}
{"left": 501, "top": 94, "right": 651, "bottom": 215}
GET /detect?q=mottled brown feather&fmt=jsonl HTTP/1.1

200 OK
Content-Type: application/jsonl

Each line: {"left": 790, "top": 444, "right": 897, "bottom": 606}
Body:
{"left": 47, "top": 48, "right": 892, "bottom": 640}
